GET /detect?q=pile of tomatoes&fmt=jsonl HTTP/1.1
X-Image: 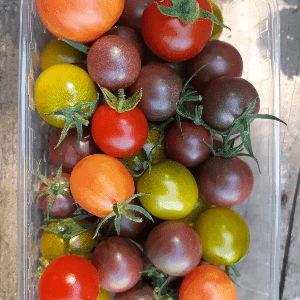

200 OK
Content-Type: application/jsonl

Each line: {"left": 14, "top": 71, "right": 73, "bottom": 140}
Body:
{"left": 33, "top": 0, "right": 284, "bottom": 299}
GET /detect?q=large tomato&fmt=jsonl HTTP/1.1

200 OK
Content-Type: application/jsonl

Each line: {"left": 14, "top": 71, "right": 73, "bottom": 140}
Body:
{"left": 70, "top": 154, "right": 135, "bottom": 218}
{"left": 141, "top": 0, "right": 213, "bottom": 62}
{"left": 179, "top": 265, "right": 237, "bottom": 300}
{"left": 36, "top": 0, "right": 124, "bottom": 43}
{"left": 38, "top": 255, "right": 100, "bottom": 300}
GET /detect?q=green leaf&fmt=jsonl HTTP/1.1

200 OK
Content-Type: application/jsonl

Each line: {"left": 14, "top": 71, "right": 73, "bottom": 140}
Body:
{"left": 60, "top": 39, "right": 90, "bottom": 54}
{"left": 128, "top": 205, "right": 154, "bottom": 222}
{"left": 114, "top": 215, "right": 121, "bottom": 235}
{"left": 129, "top": 239, "right": 145, "bottom": 254}
{"left": 46, "top": 194, "right": 56, "bottom": 220}
{"left": 248, "top": 113, "right": 287, "bottom": 125}
{"left": 36, "top": 160, "right": 52, "bottom": 187}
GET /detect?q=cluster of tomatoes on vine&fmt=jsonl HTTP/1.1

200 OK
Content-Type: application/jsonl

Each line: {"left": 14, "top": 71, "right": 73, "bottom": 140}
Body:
{"left": 34, "top": 0, "right": 285, "bottom": 299}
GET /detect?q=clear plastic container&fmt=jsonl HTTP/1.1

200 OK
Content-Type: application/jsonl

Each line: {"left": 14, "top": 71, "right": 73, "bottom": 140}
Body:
{"left": 17, "top": 0, "right": 281, "bottom": 299}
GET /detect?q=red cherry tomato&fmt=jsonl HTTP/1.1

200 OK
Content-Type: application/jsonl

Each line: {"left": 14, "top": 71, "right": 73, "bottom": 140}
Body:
{"left": 91, "top": 103, "right": 149, "bottom": 158}
{"left": 141, "top": 0, "right": 213, "bottom": 62}
{"left": 38, "top": 254, "right": 100, "bottom": 300}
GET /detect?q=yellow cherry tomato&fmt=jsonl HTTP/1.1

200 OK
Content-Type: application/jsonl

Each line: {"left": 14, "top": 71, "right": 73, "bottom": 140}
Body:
{"left": 209, "top": 0, "right": 223, "bottom": 40}
{"left": 97, "top": 287, "right": 110, "bottom": 300}
{"left": 40, "top": 39, "right": 86, "bottom": 71}
{"left": 40, "top": 220, "right": 98, "bottom": 262}
{"left": 34, "top": 64, "right": 98, "bottom": 128}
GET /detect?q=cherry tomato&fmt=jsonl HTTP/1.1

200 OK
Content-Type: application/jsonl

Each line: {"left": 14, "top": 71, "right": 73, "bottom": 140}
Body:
{"left": 48, "top": 125, "right": 101, "bottom": 174}
{"left": 201, "top": 76, "right": 260, "bottom": 132}
{"left": 103, "top": 26, "right": 145, "bottom": 61}
{"left": 36, "top": 0, "right": 124, "bottom": 43}
{"left": 195, "top": 156, "right": 254, "bottom": 207}
{"left": 38, "top": 254, "right": 100, "bottom": 300}
{"left": 187, "top": 40, "right": 243, "bottom": 95}
{"left": 40, "top": 39, "right": 86, "bottom": 71}
{"left": 91, "top": 103, "right": 148, "bottom": 158}
{"left": 91, "top": 237, "right": 143, "bottom": 292}
{"left": 164, "top": 120, "right": 213, "bottom": 167}
{"left": 34, "top": 64, "right": 98, "bottom": 129}
{"left": 87, "top": 35, "right": 141, "bottom": 92}
{"left": 136, "top": 160, "right": 198, "bottom": 220}
{"left": 194, "top": 207, "right": 250, "bottom": 266}
{"left": 179, "top": 265, "right": 237, "bottom": 300}
{"left": 70, "top": 154, "right": 135, "bottom": 218}
{"left": 40, "top": 220, "right": 98, "bottom": 262}
{"left": 141, "top": 0, "right": 213, "bottom": 62}
{"left": 145, "top": 221, "right": 202, "bottom": 276}
{"left": 129, "top": 63, "right": 182, "bottom": 122}
{"left": 208, "top": 0, "right": 223, "bottom": 40}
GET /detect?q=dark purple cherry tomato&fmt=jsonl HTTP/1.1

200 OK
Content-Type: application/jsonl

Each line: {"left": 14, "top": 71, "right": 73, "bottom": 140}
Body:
{"left": 91, "top": 237, "right": 143, "bottom": 292}
{"left": 195, "top": 156, "right": 254, "bottom": 207}
{"left": 129, "top": 63, "right": 182, "bottom": 122}
{"left": 145, "top": 221, "right": 202, "bottom": 276}
{"left": 103, "top": 25, "right": 145, "bottom": 61}
{"left": 99, "top": 199, "right": 148, "bottom": 238}
{"left": 37, "top": 173, "right": 77, "bottom": 218}
{"left": 187, "top": 40, "right": 243, "bottom": 94}
{"left": 164, "top": 120, "right": 213, "bottom": 167}
{"left": 87, "top": 35, "right": 141, "bottom": 91}
{"left": 202, "top": 76, "right": 260, "bottom": 132}
{"left": 48, "top": 125, "right": 101, "bottom": 174}
{"left": 113, "top": 282, "right": 155, "bottom": 300}
{"left": 117, "top": 0, "right": 152, "bottom": 30}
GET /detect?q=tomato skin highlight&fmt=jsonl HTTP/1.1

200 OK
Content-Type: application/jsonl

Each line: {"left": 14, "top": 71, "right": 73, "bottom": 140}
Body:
{"left": 179, "top": 265, "right": 237, "bottom": 300}
{"left": 38, "top": 254, "right": 100, "bottom": 300}
{"left": 141, "top": 0, "right": 213, "bottom": 62}
{"left": 70, "top": 154, "right": 135, "bottom": 218}
{"left": 36, "top": 0, "right": 124, "bottom": 43}
{"left": 91, "top": 103, "right": 149, "bottom": 158}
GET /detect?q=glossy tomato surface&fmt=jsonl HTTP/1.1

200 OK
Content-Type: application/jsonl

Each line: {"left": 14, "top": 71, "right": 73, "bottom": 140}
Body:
{"left": 34, "top": 64, "right": 98, "bottom": 129}
{"left": 187, "top": 40, "right": 243, "bottom": 94}
{"left": 201, "top": 76, "right": 260, "bottom": 132}
{"left": 179, "top": 265, "right": 237, "bottom": 300}
{"left": 136, "top": 160, "right": 198, "bottom": 220}
{"left": 145, "top": 221, "right": 202, "bottom": 276}
{"left": 142, "top": 0, "right": 213, "bottom": 62}
{"left": 113, "top": 282, "right": 155, "bottom": 300}
{"left": 129, "top": 63, "right": 182, "bottom": 121}
{"left": 36, "top": 0, "right": 124, "bottom": 43}
{"left": 164, "top": 120, "right": 213, "bottom": 167}
{"left": 87, "top": 35, "right": 141, "bottom": 91}
{"left": 194, "top": 207, "right": 250, "bottom": 266}
{"left": 91, "top": 103, "right": 148, "bottom": 158}
{"left": 70, "top": 154, "right": 135, "bottom": 218}
{"left": 38, "top": 254, "right": 100, "bottom": 300}
{"left": 196, "top": 156, "right": 254, "bottom": 207}
{"left": 91, "top": 237, "right": 143, "bottom": 292}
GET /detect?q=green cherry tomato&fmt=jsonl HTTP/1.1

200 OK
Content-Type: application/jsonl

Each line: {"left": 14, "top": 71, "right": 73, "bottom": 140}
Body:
{"left": 176, "top": 193, "right": 213, "bottom": 228}
{"left": 40, "top": 39, "right": 86, "bottom": 71}
{"left": 194, "top": 207, "right": 250, "bottom": 266}
{"left": 136, "top": 160, "right": 198, "bottom": 220}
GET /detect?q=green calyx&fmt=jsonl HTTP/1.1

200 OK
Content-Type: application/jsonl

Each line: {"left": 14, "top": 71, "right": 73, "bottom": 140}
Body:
{"left": 101, "top": 87, "right": 143, "bottom": 113}
{"left": 156, "top": 0, "right": 230, "bottom": 29}
{"left": 34, "top": 160, "right": 71, "bottom": 221}
{"left": 45, "top": 93, "right": 99, "bottom": 149}
{"left": 60, "top": 39, "right": 90, "bottom": 54}
{"left": 225, "top": 252, "right": 249, "bottom": 283}
{"left": 39, "top": 215, "right": 98, "bottom": 254}
{"left": 175, "top": 64, "right": 286, "bottom": 170}
{"left": 93, "top": 193, "right": 153, "bottom": 238}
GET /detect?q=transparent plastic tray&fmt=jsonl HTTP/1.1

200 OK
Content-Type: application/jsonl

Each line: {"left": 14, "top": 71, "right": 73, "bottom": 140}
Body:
{"left": 17, "top": 0, "right": 281, "bottom": 299}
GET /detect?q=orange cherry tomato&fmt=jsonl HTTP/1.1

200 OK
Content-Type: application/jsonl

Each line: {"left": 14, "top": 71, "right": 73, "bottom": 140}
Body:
{"left": 36, "top": 0, "right": 124, "bottom": 43}
{"left": 70, "top": 154, "right": 135, "bottom": 218}
{"left": 179, "top": 265, "right": 237, "bottom": 300}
